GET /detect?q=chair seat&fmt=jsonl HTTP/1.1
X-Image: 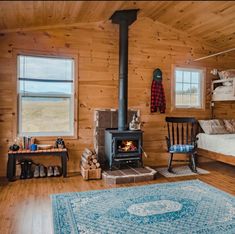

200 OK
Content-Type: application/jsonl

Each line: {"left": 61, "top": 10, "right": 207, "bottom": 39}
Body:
{"left": 169, "top": 144, "right": 194, "bottom": 153}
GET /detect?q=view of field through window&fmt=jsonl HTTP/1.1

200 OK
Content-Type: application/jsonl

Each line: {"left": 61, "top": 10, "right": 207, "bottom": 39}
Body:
{"left": 18, "top": 55, "right": 74, "bottom": 136}
{"left": 21, "top": 97, "right": 70, "bottom": 133}
{"left": 175, "top": 68, "right": 202, "bottom": 108}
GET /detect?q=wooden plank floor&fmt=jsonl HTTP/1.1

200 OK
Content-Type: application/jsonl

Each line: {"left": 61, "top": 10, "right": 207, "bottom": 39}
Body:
{"left": 0, "top": 161, "right": 234, "bottom": 234}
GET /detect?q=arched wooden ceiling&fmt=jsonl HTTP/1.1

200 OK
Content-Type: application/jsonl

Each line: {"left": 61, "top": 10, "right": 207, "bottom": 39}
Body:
{"left": 0, "top": 1, "right": 235, "bottom": 50}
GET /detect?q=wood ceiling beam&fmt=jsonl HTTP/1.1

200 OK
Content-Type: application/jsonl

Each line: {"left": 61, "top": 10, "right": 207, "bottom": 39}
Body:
{"left": 0, "top": 21, "right": 105, "bottom": 34}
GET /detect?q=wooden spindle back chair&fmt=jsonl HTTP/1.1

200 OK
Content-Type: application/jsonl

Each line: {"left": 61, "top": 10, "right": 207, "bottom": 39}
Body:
{"left": 165, "top": 117, "right": 198, "bottom": 173}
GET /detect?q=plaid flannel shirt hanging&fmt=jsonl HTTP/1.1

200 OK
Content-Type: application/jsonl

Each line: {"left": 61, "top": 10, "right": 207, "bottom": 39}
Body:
{"left": 151, "top": 68, "right": 166, "bottom": 113}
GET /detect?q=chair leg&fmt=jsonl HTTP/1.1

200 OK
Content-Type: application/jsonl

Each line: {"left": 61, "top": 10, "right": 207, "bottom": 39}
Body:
{"left": 168, "top": 153, "right": 173, "bottom": 173}
{"left": 190, "top": 153, "right": 197, "bottom": 173}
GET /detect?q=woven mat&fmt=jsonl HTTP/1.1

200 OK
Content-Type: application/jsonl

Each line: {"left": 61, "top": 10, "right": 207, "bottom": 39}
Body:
{"left": 157, "top": 166, "right": 209, "bottom": 178}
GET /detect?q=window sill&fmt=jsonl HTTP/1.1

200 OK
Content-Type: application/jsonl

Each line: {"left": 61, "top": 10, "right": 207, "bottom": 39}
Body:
{"left": 17, "top": 135, "right": 78, "bottom": 142}
{"left": 171, "top": 106, "right": 206, "bottom": 112}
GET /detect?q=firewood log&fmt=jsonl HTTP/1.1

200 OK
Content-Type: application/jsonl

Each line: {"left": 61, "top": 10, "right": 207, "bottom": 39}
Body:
{"left": 84, "top": 148, "right": 93, "bottom": 156}
{"left": 81, "top": 155, "right": 90, "bottom": 164}
{"left": 82, "top": 152, "right": 91, "bottom": 161}
{"left": 92, "top": 159, "right": 98, "bottom": 164}
{"left": 91, "top": 154, "right": 97, "bottom": 160}
{"left": 95, "top": 163, "right": 100, "bottom": 168}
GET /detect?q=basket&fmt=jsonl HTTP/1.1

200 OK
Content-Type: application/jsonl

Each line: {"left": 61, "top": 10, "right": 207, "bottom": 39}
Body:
{"left": 80, "top": 166, "right": 101, "bottom": 180}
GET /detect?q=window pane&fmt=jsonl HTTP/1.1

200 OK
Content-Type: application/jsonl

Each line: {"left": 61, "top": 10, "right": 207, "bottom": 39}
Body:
{"left": 183, "top": 83, "right": 191, "bottom": 93}
{"left": 176, "top": 83, "right": 182, "bottom": 93}
{"left": 191, "top": 72, "right": 200, "bottom": 83}
{"left": 191, "top": 94, "right": 200, "bottom": 106}
{"left": 19, "top": 80, "right": 72, "bottom": 94}
{"left": 182, "top": 94, "right": 190, "bottom": 105}
{"left": 19, "top": 55, "right": 73, "bottom": 81}
{"left": 183, "top": 71, "right": 191, "bottom": 83}
{"left": 176, "top": 94, "right": 182, "bottom": 105}
{"left": 175, "top": 70, "right": 183, "bottom": 82}
{"left": 191, "top": 84, "right": 199, "bottom": 94}
{"left": 21, "top": 97, "right": 72, "bottom": 134}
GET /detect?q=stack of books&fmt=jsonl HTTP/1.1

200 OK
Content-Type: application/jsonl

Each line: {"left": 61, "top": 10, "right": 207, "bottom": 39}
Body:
{"left": 22, "top": 137, "right": 34, "bottom": 150}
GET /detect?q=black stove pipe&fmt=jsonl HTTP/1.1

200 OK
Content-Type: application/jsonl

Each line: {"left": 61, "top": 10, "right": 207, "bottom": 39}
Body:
{"left": 118, "top": 20, "right": 128, "bottom": 131}
{"left": 110, "top": 9, "right": 139, "bottom": 131}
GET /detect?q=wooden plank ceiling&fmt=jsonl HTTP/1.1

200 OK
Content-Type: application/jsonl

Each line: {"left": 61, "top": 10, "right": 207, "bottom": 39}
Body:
{"left": 0, "top": 1, "right": 235, "bottom": 50}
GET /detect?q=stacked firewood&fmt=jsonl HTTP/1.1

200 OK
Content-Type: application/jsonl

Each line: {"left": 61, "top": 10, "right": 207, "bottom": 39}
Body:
{"left": 81, "top": 148, "right": 100, "bottom": 170}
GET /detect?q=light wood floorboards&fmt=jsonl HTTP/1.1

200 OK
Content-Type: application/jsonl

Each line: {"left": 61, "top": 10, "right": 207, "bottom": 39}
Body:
{"left": 0, "top": 162, "right": 234, "bottom": 234}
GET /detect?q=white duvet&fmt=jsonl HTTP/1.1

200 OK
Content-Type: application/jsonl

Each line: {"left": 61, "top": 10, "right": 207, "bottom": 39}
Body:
{"left": 197, "top": 133, "right": 235, "bottom": 157}
{"left": 213, "top": 85, "right": 233, "bottom": 94}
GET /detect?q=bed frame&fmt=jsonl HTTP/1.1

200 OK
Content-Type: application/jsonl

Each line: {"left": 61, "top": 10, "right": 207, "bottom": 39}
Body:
{"left": 197, "top": 148, "right": 235, "bottom": 166}
{"left": 196, "top": 123, "right": 235, "bottom": 166}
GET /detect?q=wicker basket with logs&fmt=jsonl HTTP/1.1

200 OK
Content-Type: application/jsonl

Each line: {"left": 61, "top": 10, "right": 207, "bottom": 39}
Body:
{"left": 80, "top": 148, "right": 101, "bottom": 180}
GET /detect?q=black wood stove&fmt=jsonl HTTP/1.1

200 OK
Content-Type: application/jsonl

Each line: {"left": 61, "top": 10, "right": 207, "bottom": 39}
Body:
{"left": 105, "top": 129, "right": 143, "bottom": 170}
{"left": 105, "top": 9, "right": 143, "bottom": 170}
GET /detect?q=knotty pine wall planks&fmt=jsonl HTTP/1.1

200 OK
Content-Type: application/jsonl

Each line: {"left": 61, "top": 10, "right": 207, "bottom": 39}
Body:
{"left": 0, "top": 17, "right": 234, "bottom": 176}
{"left": 213, "top": 101, "right": 235, "bottom": 120}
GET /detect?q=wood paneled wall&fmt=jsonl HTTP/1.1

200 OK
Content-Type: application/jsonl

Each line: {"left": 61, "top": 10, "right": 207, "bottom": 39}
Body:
{"left": 213, "top": 101, "right": 235, "bottom": 119}
{"left": 0, "top": 17, "right": 234, "bottom": 176}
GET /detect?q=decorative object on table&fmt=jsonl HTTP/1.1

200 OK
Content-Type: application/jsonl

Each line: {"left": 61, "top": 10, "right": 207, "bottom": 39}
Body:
{"left": 51, "top": 180, "right": 235, "bottom": 234}
{"left": 21, "top": 136, "right": 35, "bottom": 150}
{"left": 157, "top": 166, "right": 209, "bottom": 178}
{"left": 9, "top": 137, "right": 22, "bottom": 151}
{"left": 55, "top": 138, "right": 65, "bottom": 149}
{"left": 151, "top": 68, "right": 166, "bottom": 113}
{"left": 9, "top": 144, "right": 20, "bottom": 151}
{"left": 30, "top": 144, "right": 37, "bottom": 151}
{"left": 129, "top": 113, "right": 141, "bottom": 130}
{"left": 80, "top": 148, "right": 101, "bottom": 180}
{"left": 37, "top": 144, "right": 53, "bottom": 150}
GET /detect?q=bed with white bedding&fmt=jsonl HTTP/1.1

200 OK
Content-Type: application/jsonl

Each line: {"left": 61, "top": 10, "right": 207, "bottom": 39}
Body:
{"left": 197, "top": 133, "right": 235, "bottom": 165}
{"left": 212, "top": 85, "right": 235, "bottom": 101}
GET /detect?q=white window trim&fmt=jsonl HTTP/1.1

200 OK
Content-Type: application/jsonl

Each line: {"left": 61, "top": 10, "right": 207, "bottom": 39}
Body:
{"left": 174, "top": 67, "right": 205, "bottom": 109}
{"left": 17, "top": 54, "right": 75, "bottom": 137}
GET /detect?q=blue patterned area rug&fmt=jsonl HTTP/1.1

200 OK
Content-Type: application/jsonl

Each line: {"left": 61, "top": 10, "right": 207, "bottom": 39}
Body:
{"left": 51, "top": 180, "right": 235, "bottom": 234}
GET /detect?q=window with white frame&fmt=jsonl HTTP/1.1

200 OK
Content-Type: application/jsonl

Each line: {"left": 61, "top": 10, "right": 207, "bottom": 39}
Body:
{"left": 18, "top": 55, "right": 75, "bottom": 136}
{"left": 174, "top": 67, "right": 204, "bottom": 108}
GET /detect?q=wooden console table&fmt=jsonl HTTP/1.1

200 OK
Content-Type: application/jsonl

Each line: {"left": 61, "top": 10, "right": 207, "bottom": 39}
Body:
{"left": 7, "top": 148, "right": 69, "bottom": 181}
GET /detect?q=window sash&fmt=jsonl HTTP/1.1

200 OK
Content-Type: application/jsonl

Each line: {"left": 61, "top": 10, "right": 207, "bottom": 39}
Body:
{"left": 174, "top": 68, "right": 203, "bottom": 108}
{"left": 18, "top": 94, "right": 74, "bottom": 136}
{"left": 18, "top": 55, "right": 74, "bottom": 81}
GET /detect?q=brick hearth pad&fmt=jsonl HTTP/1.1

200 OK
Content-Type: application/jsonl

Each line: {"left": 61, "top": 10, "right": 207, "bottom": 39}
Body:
{"left": 102, "top": 166, "right": 157, "bottom": 184}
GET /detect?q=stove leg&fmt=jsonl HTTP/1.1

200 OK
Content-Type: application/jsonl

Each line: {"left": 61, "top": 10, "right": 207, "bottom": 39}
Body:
{"left": 139, "top": 159, "right": 144, "bottom": 168}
